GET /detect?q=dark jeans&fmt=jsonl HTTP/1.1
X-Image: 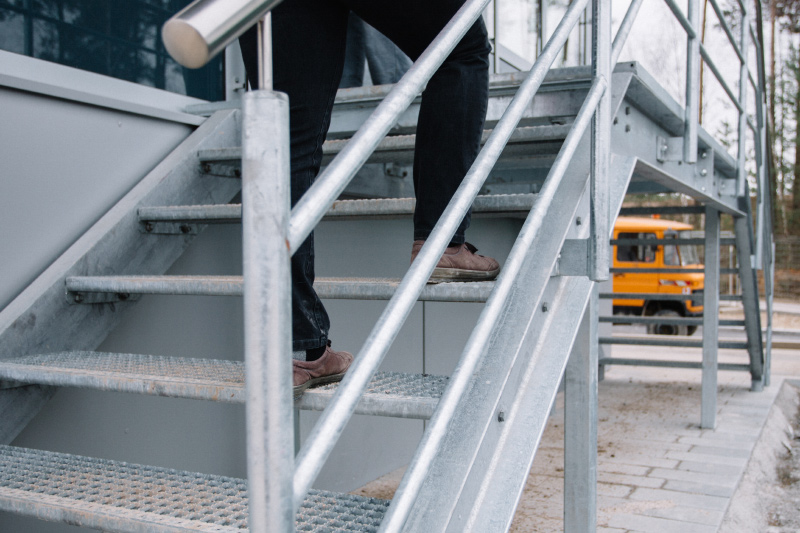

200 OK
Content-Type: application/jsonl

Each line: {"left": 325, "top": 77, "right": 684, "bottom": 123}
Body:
{"left": 240, "top": 0, "right": 490, "bottom": 351}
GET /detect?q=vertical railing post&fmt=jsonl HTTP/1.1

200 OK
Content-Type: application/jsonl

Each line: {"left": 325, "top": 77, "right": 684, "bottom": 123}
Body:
{"left": 242, "top": 14, "right": 295, "bottom": 533}
{"left": 701, "top": 206, "right": 720, "bottom": 429}
{"left": 737, "top": 8, "right": 750, "bottom": 198}
{"left": 589, "top": 0, "right": 610, "bottom": 281}
{"left": 565, "top": 286, "right": 598, "bottom": 532}
{"left": 684, "top": 0, "right": 701, "bottom": 163}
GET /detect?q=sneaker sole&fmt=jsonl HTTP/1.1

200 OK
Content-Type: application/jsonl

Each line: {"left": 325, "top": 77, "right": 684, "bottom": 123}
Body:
{"left": 429, "top": 267, "right": 500, "bottom": 282}
{"left": 293, "top": 372, "right": 347, "bottom": 401}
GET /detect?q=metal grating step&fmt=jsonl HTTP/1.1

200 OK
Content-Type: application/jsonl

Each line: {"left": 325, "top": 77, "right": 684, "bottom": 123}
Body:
{"left": 66, "top": 276, "right": 495, "bottom": 302}
{"left": 0, "top": 444, "right": 388, "bottom": 532}
{"left": 0, "top": 352, "right": 446, "bottom": 419}
{"left": 198, "top": 124, "right": 570, "bottom": 172}
{"left": 138, "top": 193, "right": 537, "bottom": 226}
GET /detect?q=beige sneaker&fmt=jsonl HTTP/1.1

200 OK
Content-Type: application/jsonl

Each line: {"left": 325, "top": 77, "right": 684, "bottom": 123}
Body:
{"left": 292, "top": 342, "right": 354, "bottom": 400}
{"left": 411, "top": 240, "right": 500, "bottom": 282}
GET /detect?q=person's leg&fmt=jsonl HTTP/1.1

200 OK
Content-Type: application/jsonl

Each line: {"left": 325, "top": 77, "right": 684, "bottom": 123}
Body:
{"left": 344, "top": 0, "right": 491, "bottom": 246}
{"left": 239, "top": 0, "right": 349, "bottom": 355}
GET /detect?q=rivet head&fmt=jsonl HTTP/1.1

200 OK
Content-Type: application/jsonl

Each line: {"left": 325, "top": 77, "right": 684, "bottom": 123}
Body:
{"left": 700, "top": 169, "right": 708, "bottom": 176}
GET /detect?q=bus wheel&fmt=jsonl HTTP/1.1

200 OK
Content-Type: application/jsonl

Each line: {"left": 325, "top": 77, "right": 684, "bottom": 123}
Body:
{"left": 651, "top": 309, "right": 686, "bottom": 336}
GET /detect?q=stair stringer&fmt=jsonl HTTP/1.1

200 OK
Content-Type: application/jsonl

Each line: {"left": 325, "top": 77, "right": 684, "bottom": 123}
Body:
{"left": 734, "top": 199, "right": 765, "bottom": 389}
{"left": 393, "top": 141, "right": 635, "bottom": 532}
{"left": 0, "top": 110, "right": 242, "bottom": 444}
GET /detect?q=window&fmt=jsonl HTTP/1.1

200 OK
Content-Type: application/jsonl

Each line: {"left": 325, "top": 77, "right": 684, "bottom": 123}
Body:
{"left": 0, "top": 0, "right": 223, "bottom": 101}
{"left": 616, "top": 232, "right": 656, "bottom": 263}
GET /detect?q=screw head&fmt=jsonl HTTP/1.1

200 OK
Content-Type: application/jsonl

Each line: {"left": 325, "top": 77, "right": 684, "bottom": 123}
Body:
{"left": 180, "top": 224, "right": 192, "bottom": 234}
{"left": 700, "top": 169, "right": 708, "bottom": 177}
{"left": 73, "top": 294, "right": 84, "bottom": 303}
{"left": 202, "top": 163, "right": 212, "bottom": 173}
{"left": 576, "top": 217, "right": 582, "bottom": 226}
{"left": 234, "top": 169, "right": 242, "bottom": 178}
{"left": 542, "top": 302, "right": 549, "bottom": 312}
{"left": 144, "top": 222, "right": 154, "bottom": 233}
{"left": 497, "top": 411, "right": 506, "bottom": 422}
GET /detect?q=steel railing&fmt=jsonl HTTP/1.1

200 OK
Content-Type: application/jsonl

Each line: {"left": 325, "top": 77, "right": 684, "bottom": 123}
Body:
{"left": 162, "top": 0, "right": 772, "bottom": 530}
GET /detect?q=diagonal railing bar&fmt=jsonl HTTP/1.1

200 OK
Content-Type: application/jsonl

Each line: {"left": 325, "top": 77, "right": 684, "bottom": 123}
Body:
{"left": 292, "top": 0, "right": 592, "bottom": 512}
{"left": 663, "top": 0, "right": 697, "bottom": 38}
{"left": 286, "top": 0, "right": 490, "bottom": 255}
{"left": 611, "top": 0, "right": 644, "bottom": 66}
{"left": 699, "top": 43, "right": 746, "bottom": 113}
{"left": 380, "top": 75, "right": 606, "bottom": 533}
{"left": 708, "top": 0, "right": 746, "bottom": 63}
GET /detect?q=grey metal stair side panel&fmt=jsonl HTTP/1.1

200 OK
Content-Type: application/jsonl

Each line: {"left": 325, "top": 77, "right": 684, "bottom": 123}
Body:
{"left": 0, "top": 444, "right": 389, "bottom": 532}
{"left": 0, "top": 110, "right": 242, "bottom": 444}
{"left": 396, "top": 132, "right": 592, "bottom": 532}
{"left": 453, "top": 155, "right": 636, "bottom": 533}
{"left": 398, "top": 153, "right": 635, "bottom": 533}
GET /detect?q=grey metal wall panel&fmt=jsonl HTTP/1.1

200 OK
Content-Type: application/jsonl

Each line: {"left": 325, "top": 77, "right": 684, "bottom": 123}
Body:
{"left": 0, "top": 87, "right": 195, "bottom": 310}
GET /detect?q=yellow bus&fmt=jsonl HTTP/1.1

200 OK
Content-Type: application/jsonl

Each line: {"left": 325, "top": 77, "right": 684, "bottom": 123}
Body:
{"left": 612, "top": 216, "right": 704, "bottom": 336}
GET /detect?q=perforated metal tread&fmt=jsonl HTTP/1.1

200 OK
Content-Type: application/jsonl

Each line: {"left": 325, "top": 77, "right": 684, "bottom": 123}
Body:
{"left": 138, "top": 193, "right": 537, "bottom": 224}
{"left": 0, "top": 444, "right": 389, "bottom": 532}
{"left": 198, "top": 124, "right": 570, "bottom": 169}
{"left": 66, "top": 276, "right": 495, "bottom": 302}
{"left": 0, "top": 352, "right": 447, "bottom": 419}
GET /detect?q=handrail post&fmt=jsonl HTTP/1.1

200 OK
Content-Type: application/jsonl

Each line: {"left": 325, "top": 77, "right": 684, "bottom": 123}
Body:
{"left": 241, "top": 13, "right": 294, "bottom": 529}
{"left": 684, "top": 0, "right": 701, "bottom": 163}
{"left": 589, "top": 0, "right": 610, "bottom": 281}
{"left": 737, "top": 8, "right": 750, "bottom": 199}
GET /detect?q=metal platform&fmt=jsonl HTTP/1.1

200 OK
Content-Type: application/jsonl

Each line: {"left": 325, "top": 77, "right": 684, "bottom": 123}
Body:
{"left": 0, "top": 444, "right": 389, "bottom": 532}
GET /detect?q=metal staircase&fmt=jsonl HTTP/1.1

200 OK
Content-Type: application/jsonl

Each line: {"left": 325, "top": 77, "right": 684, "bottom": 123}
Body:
{"left": 0, "top": 0, "right": 773, "bottom": 531}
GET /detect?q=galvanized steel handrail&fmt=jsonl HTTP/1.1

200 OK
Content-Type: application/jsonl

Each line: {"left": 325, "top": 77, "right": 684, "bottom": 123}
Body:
{"left": 162, "top": 0, "right": 281, "bottom": 69}
{"left": 293, "top": 0, "right": 594, "bottom": 512}
{"left": 699, "top": 42, "right": 745, "bottom": 114}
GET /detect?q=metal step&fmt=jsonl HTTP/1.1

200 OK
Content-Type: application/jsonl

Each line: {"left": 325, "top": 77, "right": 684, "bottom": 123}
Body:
{"left": 138, "top": 193, "right": 537, "bottom": 227}
{"left": 0, "top": 352, "right": 446, "bottom": 420}
{"left": 198, "top": 124, "right": 570, "bottom": 176}
{"left": 0, "top": 444, "right": 389, "bottom": 532}
{"left": 66, "top": 276, "right": 495, "bottom": 302}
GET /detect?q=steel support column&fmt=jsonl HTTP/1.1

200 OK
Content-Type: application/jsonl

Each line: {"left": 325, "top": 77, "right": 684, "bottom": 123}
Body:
{"left": 589, "top": 0, "right": 611, "bottom": 281}
{"left": 564, "top": 286, "right": 598, "bottom": 531}
{"left": 736, "top": 9, "right": 750, "bottom": 198}
{"left": 701, "top": 206, "right": 720, "bottom": 429}
{"left": 684, "top": 0, "right": 701, "bottom": 163}
{"left": 241, "top": 89, "right": 294, "bottom": 532}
